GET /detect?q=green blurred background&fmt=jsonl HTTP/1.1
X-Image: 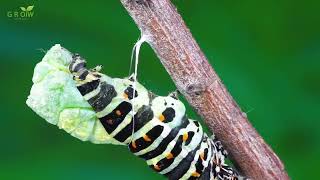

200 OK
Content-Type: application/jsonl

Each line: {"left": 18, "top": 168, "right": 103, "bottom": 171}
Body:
{"left": 1, "top": 0, "right": 319, "bottom": 179}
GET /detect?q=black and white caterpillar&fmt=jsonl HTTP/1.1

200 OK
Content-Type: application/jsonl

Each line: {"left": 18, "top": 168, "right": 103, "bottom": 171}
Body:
{"left": 68, "top": 53, "right": 242, "bottom": 180}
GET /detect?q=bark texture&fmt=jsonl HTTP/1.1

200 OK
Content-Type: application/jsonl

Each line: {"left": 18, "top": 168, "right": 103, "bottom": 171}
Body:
{"left": 120, "top": 0, "right": 289, "bottom": 179}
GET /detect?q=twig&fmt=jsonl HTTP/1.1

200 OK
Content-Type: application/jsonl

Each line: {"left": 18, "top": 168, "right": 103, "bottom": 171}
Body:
{"left": 120, "top": 0, "right": 289, "bottom": 179}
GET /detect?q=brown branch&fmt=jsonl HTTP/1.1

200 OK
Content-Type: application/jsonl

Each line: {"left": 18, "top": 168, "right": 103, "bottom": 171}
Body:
{"left": 120, "top": 0, "right": 289, "bottom": 179}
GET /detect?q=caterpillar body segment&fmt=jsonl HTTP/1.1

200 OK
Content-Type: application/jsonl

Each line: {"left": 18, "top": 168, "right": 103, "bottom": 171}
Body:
{"left": 69, "top": 54, "right": 242, "bottom": 180}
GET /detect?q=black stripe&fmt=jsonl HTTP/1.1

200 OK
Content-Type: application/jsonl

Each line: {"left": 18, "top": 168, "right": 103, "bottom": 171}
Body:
{"left": 188, "top": 157, "right": 204, "bottom": 180}
{"left": 150, "top": 157, "right": 174, "bottom": 173}
{"left": 192, "top": 120, "right": 200, "bottom": 133}
{"left": 162, "top": 107, "right": 175, "bottom": 123}
{"left": 88, "top": 82, "right": 117, "bottom": 112}
{"left": 139, "top": 116, "right": 190, "bottom": 160}
{"left": 124, "top": 86, "right": 138, "bottom": 100}
{"left": 79, "top": 70, "right": 89, "bottom": 80}
{"left": 170, "top": 135, "right": 184, "bottom": 157}
{"left": 185, "top": 132, "right": 195, "bottom": 146}
{"left": 133, "top": 105, "right": 154, "bottom": 131}
{"left": 113, "top": 105, "right": 154, "bottom": 142}
{"left": 193, "top": 121, "right": 200, "bottom": 127}
{"left": 165, "top": 142, "right": 202, "bottom": 180}
{"left": 112, "top": 120, "right": 133, "bottom": 142}
{"left": 77, "top": 79, "right": 100, "bottom": 96}
{"left": 73, "top": 62, "right": 85, "bottom": 72}
{"left": 99, "top": 101, "right": 132, "bottom": 134}
{"left": 129, "top": 125, "right": 164, "bottom": 153}
{"left": 147, "top": 125, "right": 164, "bottom": 142}
{"left": 203, "top": 148, "right": 208, "bottom": 161}
{"left": 195, "top": 155, "right": 205, "bottom": 174}
{"left": 198, "top": 160, "right": 212, "bottom": 180}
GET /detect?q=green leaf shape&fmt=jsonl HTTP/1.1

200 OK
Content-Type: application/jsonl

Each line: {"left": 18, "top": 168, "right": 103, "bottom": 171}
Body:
{"left": 26, "top": 5, "right": 34, "bottom": 11}
{"left": 26, "top": 44, "right": 123, "bottom": 145}
{"left": 20, "top": 7, "right": 26, "bottom": 11}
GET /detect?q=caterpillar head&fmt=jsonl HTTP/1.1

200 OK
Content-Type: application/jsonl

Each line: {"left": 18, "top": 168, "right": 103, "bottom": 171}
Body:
{"left": 27, "top": 44, "right": 121, "bottom": 145}
{"left": 69, "top": 53, "right": 86, "bottom": 73}
{"left": 69, "top": 54, "right": 100, "bottom": 83}
{"left": 151, "top": 95, "right": 186, "bottom": 125}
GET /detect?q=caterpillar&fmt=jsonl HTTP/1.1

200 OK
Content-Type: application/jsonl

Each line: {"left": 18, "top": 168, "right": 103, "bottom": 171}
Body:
{"left": 68, "top": 53, "right": 242, "bottom": 180}
{"left": 26, "top": 45, "right": 244, "bottom": 180}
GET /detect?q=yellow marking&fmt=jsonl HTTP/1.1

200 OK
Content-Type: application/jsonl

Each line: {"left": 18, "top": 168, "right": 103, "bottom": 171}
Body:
{"left": 132, "top": 141, "right": 137, "bottom": 149}
{"left": 159, "top": 114, "right": 165, "bottom": 121}
{"left": 143, "top": 135, "right": 152, "bottom": 142}
{"left": 166, "top": 153, "right": 174, "bottom": 159}
{"left": 123, "top": 93, "right": 128, "bottom": 99}
{"left": 154, "top": 164, "right": 161, "bottom": 171}
{"left": 86, "top": 74, "right": 97, "bottom": 81}
{"left": 183, "top": 133, "right": 188, "bottom": 142}
{"left": 116, "top": 110, "right": 122, "bottom": 116}
{"left": 191, "top": 171, "right": 200, "bottom": 177}
{"left": 200, "top": 152, "right": 205, "bottom": 161}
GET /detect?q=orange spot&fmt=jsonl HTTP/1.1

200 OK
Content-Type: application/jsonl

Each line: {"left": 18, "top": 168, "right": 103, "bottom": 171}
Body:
{"left": 153, "top": 164, "right": 161, "bottom": 171}
{"left": 166, "top": 153, "right": 174, "bottom": 159}
{"left": 106, "top": 119, "right": 113, "bottom": 125}
{"left": 200, "top": 152, "right": 205, "bottom": 161}
{"left": 116, "top": 110, "right": 122, "bottom": 116}
{"left": 159, "top": 114, "right": 165, "bottom": 121}
{"left": 132, "top": 141, "right": 137, "bottom": 149}
{"left": 123, "top": 93, "right": 128, "bottom": 99}
{"left": 191, "top": 171, "right": 200, "bottom": 177}
{"left": 183, "top": 133, "right": 188, "bottom": 142}
{"left": 143, "top": 135, "right": 152, "bottom": 142}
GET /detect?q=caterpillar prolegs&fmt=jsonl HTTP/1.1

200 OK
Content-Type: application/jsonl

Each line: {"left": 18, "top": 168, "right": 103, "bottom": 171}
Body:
{"left": 69, "top": 54, "right": 242, "bottom": 180}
